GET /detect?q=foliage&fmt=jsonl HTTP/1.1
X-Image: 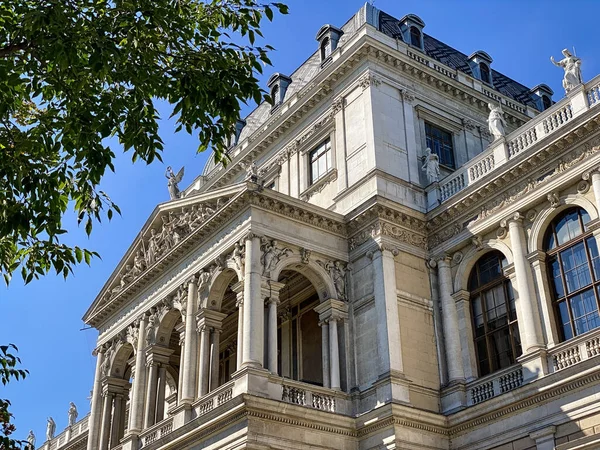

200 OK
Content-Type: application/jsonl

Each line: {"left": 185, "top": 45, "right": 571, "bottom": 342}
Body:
{"left": 0, "top": 345, "right": 27, "bottom": 450}
{"left": 0, "top": 0, "right": 288, "bottom": 284}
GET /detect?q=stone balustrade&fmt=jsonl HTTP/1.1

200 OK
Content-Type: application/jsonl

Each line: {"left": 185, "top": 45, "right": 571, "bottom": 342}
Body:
{"left": 191, "top": 380, "right": 234, "bottom": 419}
{"left": 467, "top": 366, "right": 524, "bottom": 406}
{"left": 44, "top": 414, "right": 89, "bottom": 450}
{"left": 275, "top": 378, "right": 349, "bottom": 414}
{"left": 548, "top": 329, "right": 600, "bottom": 372}
{"left": 437, "top": 75, "right": 600, "bottom": 205}
{"left": 139, "top": 416, "right": 174, "bottom": 448}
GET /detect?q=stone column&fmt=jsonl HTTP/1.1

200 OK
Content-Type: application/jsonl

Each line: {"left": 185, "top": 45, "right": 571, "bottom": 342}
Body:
{"left": 320, "top": 320, "right": 330, "bottom": 388}
{"left": 437, "top": 257, "right": 465, "bottom": 383}
{"left": 110, "top": 394, "right": 124, "bottom": 448}
{"left": 176, "top": 325, "right": 185, "bottom": 403}
{"left": 505, "top": 213, "right": 545, "bottom": 352}
{"left": 197, "top": 325, "right": 211, "bottom": 397}
{"left": 155, "top": 365, "right": 167, "bottom": 422}
{"left": 127, "top": 316, "right": 147, "bottom": 433}
{"left": 231, "top": 282, "right": 244, "bottom": 371}
{"left": 181, "top": 276, "right": 199, "bottom": 402}
{"left": 86, "top": 346, "right": 105, "bottom": 450}
{"left": 98, "top": 389, "right": 113, "bottom": 450}
{"left": 370, "top": 248, "right": 404, "bottom": 375}
{"left": 591, "top": 172, "right": 600, "bottom": 212}
{"left": 529, "top": 251, "right": 560, "bottom": 347}
{"left": 453, "top": 290, "right": 478, "bottom": 380}
{"left": 280, "top": 309, "right": 292, "bottom": 379}
{"left": 264, "top": 281, "right": 284, "bottom": 375}
{"left": 143, "top": 360, "right": 159, "bottom": 428}
{"left": 242, "top": 234, "right": 264, "bottom": 367}
{"left": 329, "top": 317, "right": 341, "bottom": 390}
{"left": 209, "top": 329, "right": 222, "bottom": 391}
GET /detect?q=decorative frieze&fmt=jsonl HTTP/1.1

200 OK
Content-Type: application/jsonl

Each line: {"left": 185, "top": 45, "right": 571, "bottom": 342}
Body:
{"left": 349, "top": 219, "right": 428, "bottom": 251}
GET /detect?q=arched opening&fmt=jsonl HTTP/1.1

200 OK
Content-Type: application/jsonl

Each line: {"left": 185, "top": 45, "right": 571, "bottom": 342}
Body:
{"left": 480, "top": 62, "right": 491, "bottom": 84}
{"left": 544, "top": 207, "right": 600, "bottom": 341}
{"left": 276, "top": 270, "right": 323, "bottom": 386}
{"left": 107, "top": 342, "right": 134, "bottom": 449}
{"left": 271, "top": 84, "right": 280, "bottom": 106}
{"left": 409, "top": 26, "right": 421, "bottom": 48}
{"left": 468, "top": 251, "right": 522, "bottom": 376}
{"left": 216, "top": 280, "right": 241, "bottom": 385}
{"left": 320, "top": 37, "right": 331, "bottom": 61}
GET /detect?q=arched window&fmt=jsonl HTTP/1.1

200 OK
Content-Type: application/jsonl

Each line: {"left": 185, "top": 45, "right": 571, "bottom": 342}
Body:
{"left": 320, "top": 37, "right": 331, "bottom": 61}
{"left": 410, "top": 26, "right": 421, "bottom": 48}
{"left": 544, "top": 207, "right": 600, "bottom": 341}
{"left": 271, "top": 84, "right": 280, "bottom": 105}
{"left": 542, "top": 95, "right": 552, "bottom": 111}
{"left": 469, "top": 251, "right": 522, "bottom": 376}
{"left": 480, "top": 63, "right": 491, "bottom": 84}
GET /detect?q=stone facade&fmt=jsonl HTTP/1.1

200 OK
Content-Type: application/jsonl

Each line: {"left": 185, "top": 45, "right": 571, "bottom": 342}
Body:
{"left": 41, "top": 4, "right": 600, "bottom": 450}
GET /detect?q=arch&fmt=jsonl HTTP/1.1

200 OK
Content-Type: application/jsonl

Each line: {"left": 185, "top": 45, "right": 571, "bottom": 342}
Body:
{"left": 205, "top": 268, "right": 240, "bottom": 310}
{"left": 454, "top": 239, "right": 514, "bottom": 293}
{"left": 529, "top": 195, "right": 598, "bottom": 253}
{"left": 271, "top": 255, "right": 337, "bottom": 302}
{"left": 409, "top": 26, "right": 421, "bottom": 47}
{"left": 110, "top": 341, "right": 134, "bottom": 379}
{"left": 154, "top": 308, "right": 184, "bottom": 346}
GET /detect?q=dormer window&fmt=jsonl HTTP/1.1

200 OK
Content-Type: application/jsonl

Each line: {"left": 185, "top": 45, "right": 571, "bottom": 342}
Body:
{"left": 228, "top": 119, "right": 246, "bottom": 148}
{"left": 480, "top": 63, "right": 491, "bottom": 84}
{"left": 468, "top": 51, "right": 494, "bottom": 86}
{"left": 316, "top": 25, "right": 343, "bottom": 63}
{"left": 530, "top": 84, "right": 555, "bottom": 112}
{"left": 267, "top": 73, "right": 292, "bottom": 110}
{"left": 399, "top": 14, "right": 425, "bottom": 51}
{"left": 410, "top": 27, "right": 422, "bottom": 48}
{"left": 542, "top": 95, "right": 552, "bottom": 110}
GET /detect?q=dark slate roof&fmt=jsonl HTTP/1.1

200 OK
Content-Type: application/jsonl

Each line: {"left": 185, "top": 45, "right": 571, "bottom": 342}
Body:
{"left": 378, "top": 10, "right": 539, "bottom": 110}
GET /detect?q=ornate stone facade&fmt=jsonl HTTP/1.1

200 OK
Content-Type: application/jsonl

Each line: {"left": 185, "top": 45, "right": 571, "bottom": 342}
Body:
{"left": 41, "top": 4, "right": 600, "bottom": 450}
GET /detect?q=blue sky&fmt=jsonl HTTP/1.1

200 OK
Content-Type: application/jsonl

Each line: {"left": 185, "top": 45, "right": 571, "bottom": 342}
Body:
{"left": 2, "top": 0, "right": 600, "bottom": 443}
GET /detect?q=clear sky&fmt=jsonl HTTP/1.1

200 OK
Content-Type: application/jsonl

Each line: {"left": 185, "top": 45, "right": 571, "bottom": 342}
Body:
{"left": 2, "top": 0, "right": 600, "bottom": 444}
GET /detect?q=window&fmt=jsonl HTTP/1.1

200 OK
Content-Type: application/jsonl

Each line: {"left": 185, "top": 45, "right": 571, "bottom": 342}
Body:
{"left": 469, "top": 251, "right": 522, "bottom": 377}
{"left": 271, "top": 84, "right": 280, "bottom": 105}
{"left": 425, "top": 122, "right": 455, "bottom": 168}
{"left": 309, "top": 139, "right": 332, "bottom": 185}
{"left": 410, "top": 26, "right": 421, "bottom": 47}
{"left": 545, "top": 208, "right": 600, "bottom": 341}
{"left": 480, "top": 63, "right": 491, "bottom": 84}
{"left": 542, "top": 95, "right": 552, "bottom": 111}
{"left": 320, "top": 37, "right": 331, "bottom": 61}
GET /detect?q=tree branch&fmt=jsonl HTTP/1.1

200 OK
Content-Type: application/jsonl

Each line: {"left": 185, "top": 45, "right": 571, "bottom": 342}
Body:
{"left": 0, "top": 41, "right": 31, "bottom": 58}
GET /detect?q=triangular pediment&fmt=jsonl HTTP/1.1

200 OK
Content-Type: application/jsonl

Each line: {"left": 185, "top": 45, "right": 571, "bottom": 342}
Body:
{"left": 82, "top": 183, "right": 247, "bottom": 326}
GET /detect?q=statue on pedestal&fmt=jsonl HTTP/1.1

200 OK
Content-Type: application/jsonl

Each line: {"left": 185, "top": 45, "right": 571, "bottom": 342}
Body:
{"left": 165, "top": 166, "right": 185, "bottom": 200}
{"left": 421, "top": 147, "right": 440, "bottom": 184}
{"left": 487, "top": 103, "right": 506, "bottom": 140}
{"left": 46, "top": 417, "right": 56, "bottom": 441}
{"left": 68, "top": 402, "right": 78, "bottom": 427}
{"left": 26, "top": 430, "right": 35, "bottom": 448}
{"left": 551, "top": 49, "right": 582, "bottom": 94}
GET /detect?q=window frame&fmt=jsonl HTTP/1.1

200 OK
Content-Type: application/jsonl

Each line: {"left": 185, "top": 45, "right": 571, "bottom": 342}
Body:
{"left": 409, "top": 26, "right": 422, "bottom": 48}
{"left": 545, "top": 208, "right": 600, "bottom": 341}
{"left": 320, "top": 37, "right": 331, "bottom": 61}
{"left": 469, "top": 251, "right": 522, "bottom": 377}
{"left": 424, "top": 121, "right": 456, "bottom": 169}
{"left": 308, "top": 138, "right": 333, "bottom": 186}
{"left": 479, "top": 62, "right": 491, "bottom": 84}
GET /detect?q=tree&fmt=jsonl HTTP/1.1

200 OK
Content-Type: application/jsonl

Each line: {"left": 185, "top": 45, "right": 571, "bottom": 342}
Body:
{"left": 0, "top": 345, "right": 27, "bottom": 450}
{"left": 0, "top": 0, "right": 288, "bottom": 285}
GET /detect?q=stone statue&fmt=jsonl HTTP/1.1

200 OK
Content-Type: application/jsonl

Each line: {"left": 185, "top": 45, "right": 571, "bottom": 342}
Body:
{"left": 165, "top": 166, "right": 185, "bottom": 200}
{"left": 46, "top": 417, "right": 56, "bottom": 441}
{"left": 132, "top": 250, "right": 146, "bottom": 277}
{"left": 145, "top": 229, "right": 160, "bottom": 266}
{"left": 487, "top": 103, "right": 506, "bottom": 140}
{"left": 421, "top": 147, "right": 440, "bottom": 184}
{"left": 231, "top": 241, "right": 244, "bottom": 273}
{"left": 26, "top": 430, "right": 35, "bottom": 448}
{"left": 68, "top": 402, "right": 78, "bottom": 426}
{"left": 551, "top": 49, "right": 582, "bottom": 94}
{"left": 245, "top": 161, "right": 258, "bottom": 182}
{"left": 328, "top": 261, "right": 348, "bottom": 301}
{"left": 260, "top": 238, "right": 291, "bottom": 277}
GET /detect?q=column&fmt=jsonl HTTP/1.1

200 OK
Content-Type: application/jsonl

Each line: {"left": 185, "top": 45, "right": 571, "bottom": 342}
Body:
{"left": 143, "top": 360, "right": 159, "bottom": 428}
{"left": 264, "top": 282, "right": 284, "bottom": 374}
{"left": 320, "top": 320, "right": 330, "bottom": 388}
{"left": 437, "top": 257, "right": 465, "bottom": 383}
{"left": 280, "top": 310, "right": 292, "bottom": 379}
{"left": 529, "top": 251, "right": 560, "bottom": 347}
{"left": 181, "top": 276, "right": 199, "bottom": 402}
{"left": 453, "top": 290, "right": 478, "bottom": 380}
{"left": 110, "top": 394, "right": 123, "bottom": 448}
{"left": 177, "top": 328, "right": 185, "bottom": 403}
{"left": 98, "top": 390, "right": 113, "bottom": 450}
{"left": 242, "top": 234, "right": 264, "bottom": 367}
{"left": 506, "top": 213, "right": 545, "bottom": 352}
{"left": 231, "top": 282, "right": 244, "bottom": 371}
{"left": 370, "top": 248, "right": 404, "bottom": 375}
{"left": 197, "top": 325, "right": 211, "bottom": 397}
{"left": 86, "top": 346, "right": 105, "bottom": 450}
{"left": 209, "top": 329, "right": 222, "bottom": 391}
{"left": 155, "top": 365, "right": 167, "bottom": 422}
{"left": 591, "top": 172, "right": 600, "bottom": 212}
{"left": 128, "top": 316, "right": 147, "bottom": 433}
{"left": 329, "top": 317, "right": 341, "bottom": 390}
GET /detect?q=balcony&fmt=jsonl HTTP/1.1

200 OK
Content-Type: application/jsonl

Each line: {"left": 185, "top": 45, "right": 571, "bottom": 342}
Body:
{"left": 467, "top": 365, "right": 524, "bottom": 406}
{"left": 46, "top": 414, "right": 89, "bottom": 450}
{"left": 430, "top": 75, "right": 600, "bottom": 208}
{"left": 547, "top": 329, "right": 600, "bottom": 373}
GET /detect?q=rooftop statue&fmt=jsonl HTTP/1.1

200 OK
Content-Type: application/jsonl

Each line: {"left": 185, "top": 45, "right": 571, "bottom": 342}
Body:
{"left": 68, "top": 402, "right": 78, "bottom": 427}
{"left": 166, "top": 166, "right": 185, "bottom": 200}
{"left": 46, "top": 417, "right": 56, "bottom": 441}
{"left": 487, "top": 103, "right": 507, "bottom": 140}
{"left": 421, "top": 147, "right": 440, "bottom": 184}
{"left": 551, "top": 49, "right": 583, "bottom": 94}
{"left": 26, "top": 430, "right": 35, "bottom": 448}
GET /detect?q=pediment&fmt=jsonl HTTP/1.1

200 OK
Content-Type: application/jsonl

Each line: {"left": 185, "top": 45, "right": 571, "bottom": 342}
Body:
{"left": 82, "top": 183, "right": 247, "bottom": 326}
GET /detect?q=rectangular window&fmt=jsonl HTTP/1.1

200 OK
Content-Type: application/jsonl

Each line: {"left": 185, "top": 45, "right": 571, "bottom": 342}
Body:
{"left": 309, "top": 139, "right": 332, "bottom": 185}
{"left": 425, "top": 122, "right": 455, "bottom": 169}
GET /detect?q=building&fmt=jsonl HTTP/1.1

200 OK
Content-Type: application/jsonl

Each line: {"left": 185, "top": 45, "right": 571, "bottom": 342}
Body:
{"left": 40, "top": 3, "right": 600, "bottom": 450}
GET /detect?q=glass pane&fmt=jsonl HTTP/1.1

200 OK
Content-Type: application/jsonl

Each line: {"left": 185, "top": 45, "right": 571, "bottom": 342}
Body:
{"left": 546, "top": 231, "right": 556, "bottom": 251}
{"left": 558, "top": 301, "right": 573, "bottom": 340}
{"left": 550, "top": 258, "right": 565, "bottom": 299}
{"left": 582, "top": 209, "right": 591, "bottom": 228}
{"left": 511, "top": 324, "right": 522, "bottom": 358}
{"left": 489, "top": 328, "right": 514, "bottom": 371}
{"left": 476, "top": 339, "right": 490, "bottom": 376}
{"left": 318, "top": 154, "right": 326, "bottom": 178}
{"left": 555, "top": 216, "right": 570, "bottom": 246}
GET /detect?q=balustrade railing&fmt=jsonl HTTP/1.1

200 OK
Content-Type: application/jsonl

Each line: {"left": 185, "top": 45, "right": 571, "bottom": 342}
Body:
{"left": 279, "top": 379, "right": 345, "bottom": 413}
{"left": 140, "top": 417, "right": 174, "bottom": 448}
{"left": 437, "top": 75, "right": 600, "bottom": 205}
{"left": 44, "top": 414, "right": 90, "bottom": 450}
{"left": 192, "top": 381, "right": 235, "bottom": 419}
{"left": 467, "top": 366, "right": 523, "bottom": 406}
{"left": 549, "top": 330, "right": 600, "bottom": 372}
